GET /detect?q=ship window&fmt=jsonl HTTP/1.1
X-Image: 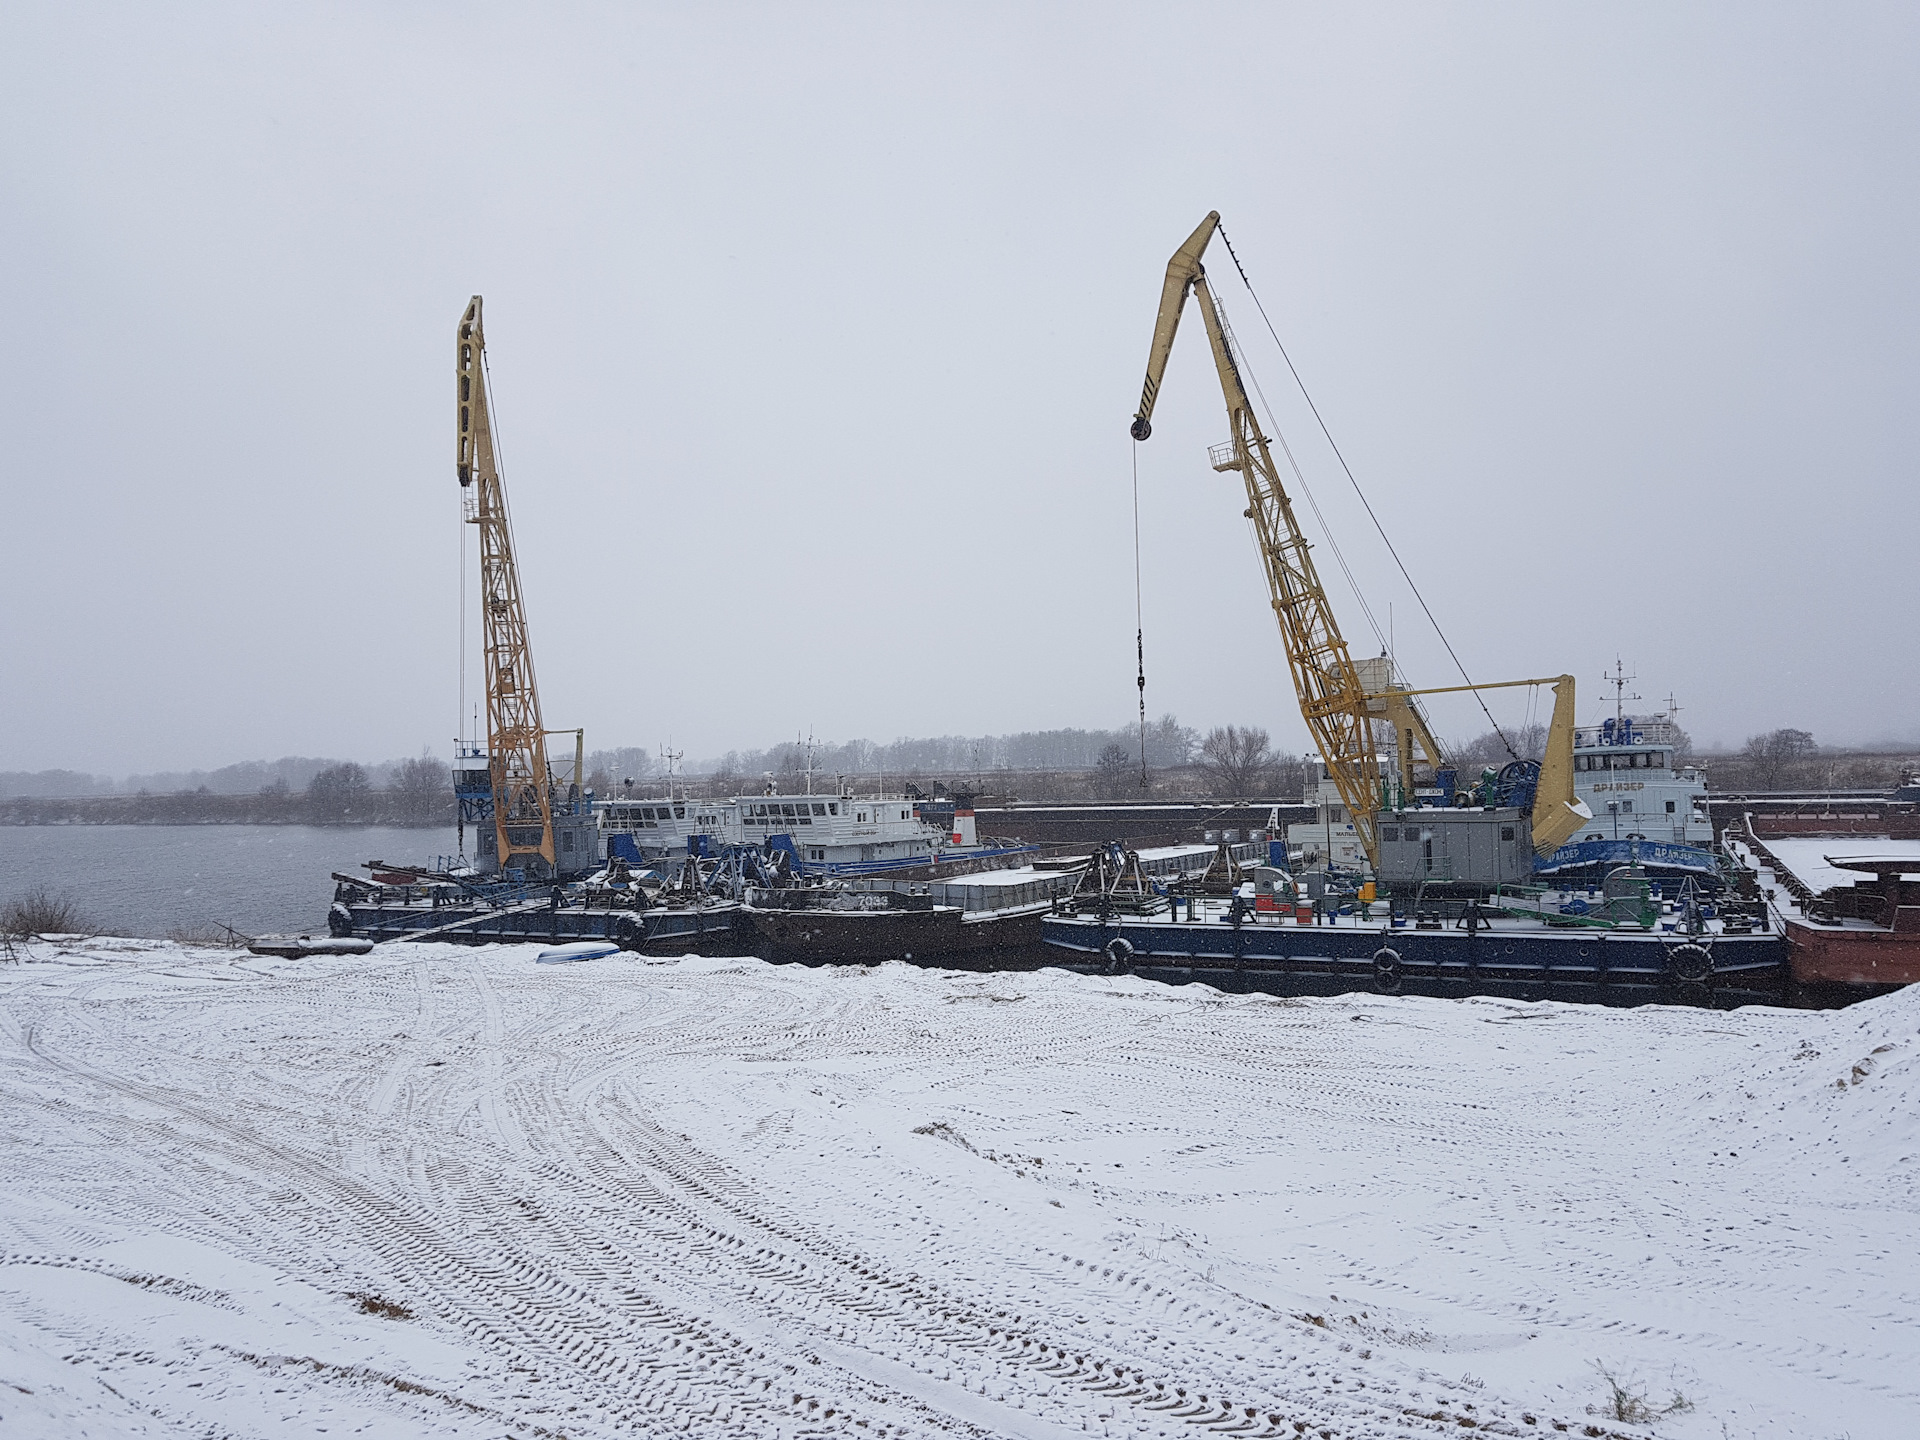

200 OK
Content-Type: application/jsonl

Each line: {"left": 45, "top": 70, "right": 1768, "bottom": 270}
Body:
{"left": 642, "top": 807, "right": 657, "bottom": 820}
{"left": 812, "top": 803, "right": 826, "bottom": 816}
{"left": 1500, "top": 826, "right": 1515, "bottom": 842}
{"left": 1666, "top": 799, "right": 1676, "bottom": 813}
{"left": 675, "top": 806, "right": 686, "bottom": 819}
{"left": 829, "top": 802, "right": 839, "bottom": 815}
{"left": 781, "top": 804, "right": 796, "bottom": 817}
{"left": 754, "top": 804, "right": 766, "bottom": 817}
{"left": 1622, "top": 799, "right": 1634, "bottom": 811}
{"left": 1380, "top": 826, "right": 1398, "bottom": 842}
{"left": 857, "top": 812, "right": 866, "bottom": 823}
{"left": 900, "top": 809, "right": 908, "bottom": 820}
{"left": 563, "top": 832, "right": 575, "bottom": 851}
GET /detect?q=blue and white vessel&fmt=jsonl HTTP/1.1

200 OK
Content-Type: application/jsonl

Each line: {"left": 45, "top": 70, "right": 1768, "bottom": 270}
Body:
{"left": 599, "top": 781, "right": 1033, "bottom": 876}
{"left": 1541, "top": 683, "right": 1718, "bottom": 879}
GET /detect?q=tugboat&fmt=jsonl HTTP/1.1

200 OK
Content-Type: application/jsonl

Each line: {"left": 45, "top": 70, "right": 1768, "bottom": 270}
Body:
{"left": 1538, "top": 665, "right": 1719, "bottom": 884}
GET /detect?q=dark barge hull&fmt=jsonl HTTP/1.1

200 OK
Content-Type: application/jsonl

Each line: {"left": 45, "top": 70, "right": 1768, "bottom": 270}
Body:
{"left": 336, "top": 900, "right": 747, "bottom": 951}
{"left": 749, "top": 903, "right": 1051, "bottom": 967}
{"left": 1041, "top": 915, "right": 1789, "bottom": 1007}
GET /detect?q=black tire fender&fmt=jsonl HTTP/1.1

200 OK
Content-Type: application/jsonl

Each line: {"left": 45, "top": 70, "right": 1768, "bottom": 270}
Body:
{"left": 1372, "top": 946, "right": 1403, "bottom": 995}
{"left": 1667, "top": 942, "right": 1713, "bottom": 983}
{"left": 1103, "top": 936, "right": 1135, "bottom": 975}
{"left": 612, "top": 913, "right": 645, "bottom": 951}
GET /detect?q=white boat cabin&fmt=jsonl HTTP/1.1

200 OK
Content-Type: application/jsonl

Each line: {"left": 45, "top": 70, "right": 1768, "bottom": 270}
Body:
{"left": 597, "top": 785, "right": 950, "bottom": 868}
{"left": 1571, "top": 714, "right": 1710, "bottom": 846}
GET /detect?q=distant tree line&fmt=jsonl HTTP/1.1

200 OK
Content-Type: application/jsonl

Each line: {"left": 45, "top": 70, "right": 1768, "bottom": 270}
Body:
{"left": 579, "top": 718, "right": 1312, "bottom": 805}
{"left": 1, "top": 757, "right": 454, "bottom": 827}
{"left": 1710, "top": 729, "right": 1916, "bottom": 793}
{"left": 11, "top": 719, "right": 1911, "bottom": 828}
{"left": 0, "top": 754, "right": 448, "bottom": 802}
{"left": 680, "top": 717, "right": 1202, "bottom": 791}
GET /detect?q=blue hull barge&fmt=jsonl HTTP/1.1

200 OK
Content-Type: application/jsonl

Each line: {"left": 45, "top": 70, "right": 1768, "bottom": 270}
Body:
{"left": 1041, "top": 894, "right": 1787, "bottom": 1007}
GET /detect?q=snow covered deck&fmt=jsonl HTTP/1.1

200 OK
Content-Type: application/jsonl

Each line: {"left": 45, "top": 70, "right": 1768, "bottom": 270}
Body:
{"left": 1, "top": 937, "right": 1914, "bottom": 1438}
{"left": 1759, "top": 835, "right": 1920, "bottom": 893}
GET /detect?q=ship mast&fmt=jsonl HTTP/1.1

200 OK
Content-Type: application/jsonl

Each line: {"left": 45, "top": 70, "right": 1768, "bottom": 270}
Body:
{"left": 1603, "top": 657, "right": 1641, "bottom": 729}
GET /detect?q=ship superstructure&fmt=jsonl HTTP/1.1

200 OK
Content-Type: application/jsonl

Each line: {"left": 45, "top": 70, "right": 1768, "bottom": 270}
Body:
{"left": 1570, "top": 712, "right": 1710, "bottom": 846}
{"left": 598, "top": 783, "right": 961, "bottom": 873}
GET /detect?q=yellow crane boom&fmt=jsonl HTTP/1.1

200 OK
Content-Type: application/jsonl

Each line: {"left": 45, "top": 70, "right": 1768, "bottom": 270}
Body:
{"left": 456, "top": 296, "right": 555, "bottom": 872}
{"left": 1130, "top": 212, "right": 1384, "bottom": 865}
{"left": 1130, "top": 214, "right": 1589, "bottom": 866}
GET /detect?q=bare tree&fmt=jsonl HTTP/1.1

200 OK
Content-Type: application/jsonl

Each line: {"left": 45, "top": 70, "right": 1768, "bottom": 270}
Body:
{"left": 1198, "top": 725, "right": 1273, "bottom": 798}
{"left": 1094, "top": 742, "right": 1135, "bottom": 799}
{"left": 1741, "top": 728, "right": 1817, "bottom": 789}
{"left": 307, "top": 762, "right": 371, "bottom": 822}
{"left": 389, "top": 755, "right": 450, "bottom": 825}
{"left": 1269, "top": 750, "right": 1307, "bottom": 802}
{"left": 1141, "top": 714, "right": 1197, "bottom": 768}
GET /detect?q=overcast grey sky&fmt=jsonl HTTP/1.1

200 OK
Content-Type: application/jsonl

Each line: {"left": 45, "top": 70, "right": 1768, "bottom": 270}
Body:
{"left": 3, "top": 2, "right": 1914, "bottom": 776}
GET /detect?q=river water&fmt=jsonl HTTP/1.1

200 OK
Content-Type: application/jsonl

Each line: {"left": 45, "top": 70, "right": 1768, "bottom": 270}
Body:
{"left": 0, "top": 825, "right": 460, "bottom": 938}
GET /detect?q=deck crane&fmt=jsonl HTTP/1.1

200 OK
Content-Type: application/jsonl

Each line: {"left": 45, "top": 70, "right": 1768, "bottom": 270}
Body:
{"left": 1129, "top": 214, "right": 1588, "bottom": 869}
{"left": 456, "top": 296, "right": 557, "bottom": 874}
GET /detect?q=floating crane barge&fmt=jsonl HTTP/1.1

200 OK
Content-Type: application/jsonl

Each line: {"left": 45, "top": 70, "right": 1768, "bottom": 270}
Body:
{"left": 1042, "top": 213, "right": 1788, "bottom": 1004}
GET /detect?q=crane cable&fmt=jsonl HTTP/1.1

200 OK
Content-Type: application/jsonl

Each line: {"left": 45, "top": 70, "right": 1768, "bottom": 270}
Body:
{"left": 1132, "top": 439, "right": 1148, "bottom": 789}
{"left": 1216, "top": 224, "right": 1518, "bottom": 763}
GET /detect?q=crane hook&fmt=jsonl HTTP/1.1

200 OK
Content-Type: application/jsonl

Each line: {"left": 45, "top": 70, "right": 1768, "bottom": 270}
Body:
{"left": 1130, "top": 415, "right": 1152, "bottom": 441}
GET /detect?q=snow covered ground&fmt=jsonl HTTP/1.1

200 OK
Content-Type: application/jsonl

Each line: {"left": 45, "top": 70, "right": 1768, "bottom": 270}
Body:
{"left": 1, "top": 939, "right": 1914, "bottom": 1439}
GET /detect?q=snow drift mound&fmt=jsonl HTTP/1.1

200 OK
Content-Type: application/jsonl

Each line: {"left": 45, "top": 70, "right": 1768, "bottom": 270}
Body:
{"left": 1670, "top": 982, "right": 1920, "bottom": 1190}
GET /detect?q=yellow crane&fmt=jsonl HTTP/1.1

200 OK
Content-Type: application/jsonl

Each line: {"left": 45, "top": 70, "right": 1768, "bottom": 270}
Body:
{"left": 456, "top": 296, "right": 556, "bottom": 873}
{"left": 1129, "top": 214, "right": 1588, "bottom": 867}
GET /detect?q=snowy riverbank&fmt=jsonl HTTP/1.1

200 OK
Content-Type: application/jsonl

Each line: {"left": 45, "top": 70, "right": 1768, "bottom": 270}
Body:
{"left": 1, "top": 940, "right": 1913, "bottom": 1438}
